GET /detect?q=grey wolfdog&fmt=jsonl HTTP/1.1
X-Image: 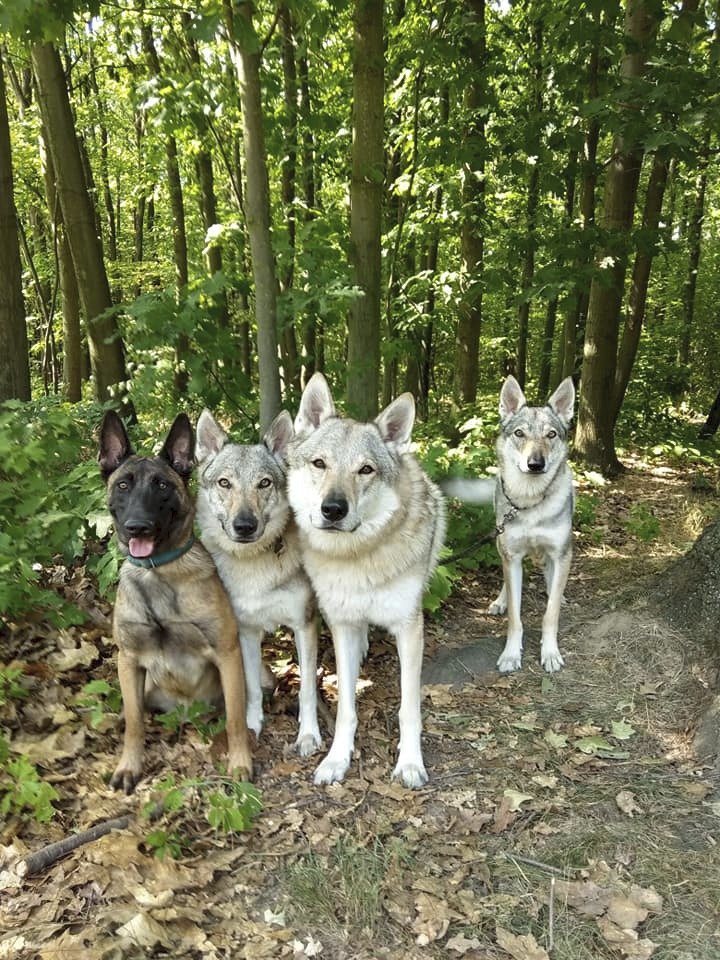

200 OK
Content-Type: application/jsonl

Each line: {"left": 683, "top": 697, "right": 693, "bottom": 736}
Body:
{"left": 444, "top": 375, "right": 576, "bottom": 674}
{"left": 286, "top": 373, "right": 446, "bottom": 788}
{"left": 98, "top": 411, "right": 252, "bottom": 793}
{"left": 195, "top": 410, "right": 321, "bottom": 757}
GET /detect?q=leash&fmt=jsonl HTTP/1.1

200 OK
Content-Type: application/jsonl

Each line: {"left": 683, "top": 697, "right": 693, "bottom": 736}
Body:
{"left": 125, "top": 534, "right": 196, "bottom": 569}
{"left": 440, "top": 504, "right": 520, "bottom": 566}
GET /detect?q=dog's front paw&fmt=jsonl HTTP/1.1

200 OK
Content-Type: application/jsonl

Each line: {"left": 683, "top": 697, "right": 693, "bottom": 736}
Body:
{"left": 227, "top": 749, "right": 253, "bottom": 782}
{"left": 110, "top": 760, "right": 143, "bottom": 794}
{"left": 392, "top": 761, "right": 428, "bottom": 789}
{"left": 487, "top": 597, "right": 507, "bottom": 616}
{"left": 497, "top": 650, "right": 522, "bottom": 673}
{"left": 541, "top": 648, "right": 565, "bottom": 673}
{"left": 314, "top": 754, "right": 350, "bottom": 785}
{"left": 296, "top": 728, "right": 322, "bottom": 757}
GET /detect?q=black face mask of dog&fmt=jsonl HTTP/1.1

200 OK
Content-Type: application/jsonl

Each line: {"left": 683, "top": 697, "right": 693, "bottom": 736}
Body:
{"left": 98, "top": 411, "right": 194, "bottom": 560}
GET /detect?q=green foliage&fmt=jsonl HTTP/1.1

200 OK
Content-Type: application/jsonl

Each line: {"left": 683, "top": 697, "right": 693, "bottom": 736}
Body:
{"left": 0, "top": 669, "right": 59, "bottom": 823}
{"left": 155, "top": 701, "right": 226, "bottom": 741}
{"left": 623, "top": 504, "right": 661, "bottom": 543}
{"left": 75, "top": 679, "right": 122, "bottom": 728}
{"left": 0, "top": 399, "right": 108, "bottom": 625}
{"left": 0, "top": 749, "right": 60, "bottom": 823}
{"left": 142, "top": 773, "right": 262, "bottom": 857}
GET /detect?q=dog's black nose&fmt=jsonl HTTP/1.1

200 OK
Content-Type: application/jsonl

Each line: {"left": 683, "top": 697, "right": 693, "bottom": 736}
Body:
{"left": 321, "top": 496, "right": 349, "bottom": 523}
{"left": 527, "top": 454, "right": 545, "bottom": 473}
{"left": 233, "top": 512, "right": 258, "bottom": 537}
{"left": 125, "top": 518, "right": 154, "bottom": 535}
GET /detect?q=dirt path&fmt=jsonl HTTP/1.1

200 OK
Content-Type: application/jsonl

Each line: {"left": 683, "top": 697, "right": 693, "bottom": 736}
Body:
{"left": 1, "top": 459, "right": 719, "bottom": 960}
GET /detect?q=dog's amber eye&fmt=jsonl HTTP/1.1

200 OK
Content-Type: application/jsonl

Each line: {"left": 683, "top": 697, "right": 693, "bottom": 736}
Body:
{"left": 514, "top": 429, "right": 524, "bottom": 438}
{"left": 218, "top": 477, "right": 231, "bottom": 489}
{"left": 258, "top": 477, "right": 272, "bottom": 489}
{"left": 358, "top": 464, "right": 374, "bottom": 476}
{"left": 312, "top": 459, "right": 326, "bottom": 469}
{"left": 547, "top": 430, "right": 557, "bottom": 439}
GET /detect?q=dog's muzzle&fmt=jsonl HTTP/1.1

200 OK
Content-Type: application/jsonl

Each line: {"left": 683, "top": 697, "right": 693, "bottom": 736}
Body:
{"left": 230, "top": 511, "right": 260, "bottom": 542}
{"left": 526, "top": 454, "right": 546, "bottom": 473}
{"left": 321, "top": 495, "right": 348, "bottom": 524}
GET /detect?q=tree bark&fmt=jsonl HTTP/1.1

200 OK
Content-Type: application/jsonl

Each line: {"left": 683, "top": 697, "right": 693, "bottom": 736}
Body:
{"left": 575, "top": 0, "right": 660, "bottom": 475}
{"left": 347, "top": 0, "right": 384, "bottom": 419}
{"left": 678, "top": 133, "right": 710, "bottom": 376}
{"left": 141, "top": 17, "right": 190, "bottom": 397}
{"left": 0, "top": 55, "right": 31, "bottom": 401}
{"left": 612, "top": 149, "right": 670, "bottom": 423}
{"left": 454, "top": 0, "right": 486, "bottom": 403}
{"left": 31, "top": 41, "right": 130, "bottom": 410}
{"left": 297, "top": 38, "right": 321, "bottom": 382}
{"left": 225, "top": 0, "right": 282, "bottom": 432}
{"left": 516, "top": 16, "right": 543, "bottom": 390}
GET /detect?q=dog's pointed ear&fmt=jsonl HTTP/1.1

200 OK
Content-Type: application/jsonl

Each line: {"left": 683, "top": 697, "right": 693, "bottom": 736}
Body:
{"left": 499, "top": 376, "right": 526, "bottom": 421}
{"left": 159, "top": 413, "right": 195, "bottom": 481}
{"left": 548, "top": 377, "right": 576, "bottom": 426}
{"left": 294, "top": 372, "right": 335, "bottom": 434}
{"left": 196, "top": 409, "right": 229, "bottom": 462}
{"left": 376, "top": 392, "right": 415, "bottom": 452}
{"left": 98, "top": 410, "right": 134, "bottom": 481}
{"left": 264, "top": 410, "right": 294, "bottom": 461}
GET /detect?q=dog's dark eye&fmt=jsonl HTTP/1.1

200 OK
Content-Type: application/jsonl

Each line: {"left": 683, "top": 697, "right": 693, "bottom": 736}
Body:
{"left": 547, "top": 430, "right": 557, "bottom": 439}
{"left": 117, "top": 480, "right": 129, "bottom": 490}
{"left": 358, "top": 464, "right": 374, "bottom": 476}
{"left": 218, "top": 477, "right": 231, "bottom": 489}
{"left": 157, "top": 479, "right": 168, "bottom": 490}
{"left": 258, "top": 477, "right": 272, "bottom": 489}
{"left": 312, "top": 459, "right": 326, "bottom": 470}
{"left": 514, "top": 429, "right": 524, "bottom": 438}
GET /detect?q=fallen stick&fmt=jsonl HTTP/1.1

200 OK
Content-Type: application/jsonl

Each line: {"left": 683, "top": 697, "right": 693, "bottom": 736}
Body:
{"left": 19, "top": 816, "right": 130, "bottom": 877}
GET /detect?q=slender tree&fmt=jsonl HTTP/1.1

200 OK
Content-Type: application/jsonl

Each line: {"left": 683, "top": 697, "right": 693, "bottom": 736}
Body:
{"left": 224, "top": 0, "right": 282, "bottom": 431}
{"left": 0, "top": 54, "right": 31, "bottom": 401}
{"left": 31, "top": 41, "right": 131, "bottom": 410}
{"left": 347, "top": 0, "right": 384, "bottom": 418}
{"left": 575, "top": 0, "right": 661, "bottom": 474}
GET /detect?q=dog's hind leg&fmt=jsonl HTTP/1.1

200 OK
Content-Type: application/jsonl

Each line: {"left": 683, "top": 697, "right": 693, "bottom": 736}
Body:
{"left": 497, "top": 554, "right": 524, "bottom": 673}
{"left": 392, "top": 610, "right": 428, "bottom": 788}
{"left": 239, "top": 628, "right": 265, "bottom": 738}
{"left": 314, "top": 623, "right": 365, "bottom": 785}
{"left": 540, "top": 551, "right": 570, "bottom": 673}
{"left": 294, "top": 619, "right": 322, "bottom": 756}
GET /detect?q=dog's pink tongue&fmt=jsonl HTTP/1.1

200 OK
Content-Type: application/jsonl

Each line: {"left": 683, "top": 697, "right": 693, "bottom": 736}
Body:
{"left": 129, "top": 537, "right": 155, "bottom": 559}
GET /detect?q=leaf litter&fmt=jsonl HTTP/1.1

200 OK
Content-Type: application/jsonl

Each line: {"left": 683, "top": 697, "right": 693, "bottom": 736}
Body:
{"left": 1, "top": 464, "right": 720, "bottom": 958}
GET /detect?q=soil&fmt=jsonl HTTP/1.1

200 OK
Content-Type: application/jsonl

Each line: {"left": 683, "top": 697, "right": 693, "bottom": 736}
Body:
{"left": 1, "top": 454, "right": 719, "bottom": 960}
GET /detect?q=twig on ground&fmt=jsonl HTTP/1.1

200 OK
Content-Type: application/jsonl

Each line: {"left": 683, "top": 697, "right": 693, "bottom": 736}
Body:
{"left": 19, "top": 816, "right": 130, "bottom": 877}
{"left": 504, "top": 851, "right": 573, "bottom": 876}
{"left": 548, "top": 874, "right": 556, "bottom": 953}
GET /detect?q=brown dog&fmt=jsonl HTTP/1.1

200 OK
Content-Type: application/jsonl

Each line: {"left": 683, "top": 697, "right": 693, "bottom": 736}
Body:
{"left": 98, "top": 411, "right": 253, "bottom": 793}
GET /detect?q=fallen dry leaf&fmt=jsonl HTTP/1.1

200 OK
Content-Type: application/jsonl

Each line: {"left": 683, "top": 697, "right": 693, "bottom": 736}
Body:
{"left": 495, "top": 925, "right": 550, "bottom": 960}
{"left": 616, "top": 790, "right": 643, "bottom": 817}
{"left": 596, "top": 915, "right": 657, "bottom": 959}
{"left": 447, "top": 932, "right": 482, "bottom": 954}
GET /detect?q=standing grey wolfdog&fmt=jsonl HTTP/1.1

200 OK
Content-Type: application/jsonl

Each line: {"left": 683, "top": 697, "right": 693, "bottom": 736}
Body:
{"left": 286, "top": 373, "right": 446, "bottom": 788}
{"left": 444, "top": 375, "right": 576, "bottom": 674}
{"left": 195, "top": 410, "right": 322, "bottom": 757}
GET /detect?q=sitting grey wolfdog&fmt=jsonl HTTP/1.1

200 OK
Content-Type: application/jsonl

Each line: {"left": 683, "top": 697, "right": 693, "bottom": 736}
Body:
{"left": 286, "top": 373, "right": 446, "bottom": 788}
{"left": 444, "top": 375, "right": 576, "bottom": 674}
{"left": 195, "top": 409, "right": 322, "bottom": 757}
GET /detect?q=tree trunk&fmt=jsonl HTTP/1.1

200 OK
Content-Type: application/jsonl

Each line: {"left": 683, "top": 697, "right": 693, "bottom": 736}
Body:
{"left": 575, "top": 0, "right": 660, "bottom": 475}
{"left": 31, "top": 41, "right": 130, "bottom": 410}
{"left": 297, "top": 39, "right": 320, "bottom": 383}
{"left": 559, "top": 19, "right": 605, "bottom": 383}
{"left": 0, "top": 55, "right": 31, "bottom": 402}
{"left": 612, "top": 149, "right": 670, "bottom": 424}
{"left": 225, "top": 0, "right": 282, "bottom": 432}
{"left": 516, "top": 16, "right": 543, "bottom": 390}
{"left": 678, "top": 133, "right": 710, "bottom": 376}
{"left": 347, "top": 0, "right": 384, "bottom": 419}
{"left": 141, "top": 18, "right": 190, "bottom": 397}
{"left": 699, "top": 389, "right": 720, "bottom": 438}
{"left": 454, "top": 0, "right": 486, "bottom": 403}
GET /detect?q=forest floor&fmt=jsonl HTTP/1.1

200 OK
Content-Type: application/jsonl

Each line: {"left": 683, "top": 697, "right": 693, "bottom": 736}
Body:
{"left": 2, "top": 449, "right": 720, "bottom": 960}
